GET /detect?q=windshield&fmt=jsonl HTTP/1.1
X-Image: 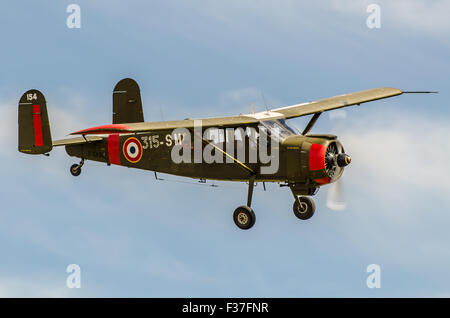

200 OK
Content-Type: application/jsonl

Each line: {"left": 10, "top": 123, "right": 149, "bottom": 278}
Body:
{"left": 259, "top": 119, "right": 300, "bottom": 141}
{"left": 277, "top": 119, "right": 301, "bottom": 135}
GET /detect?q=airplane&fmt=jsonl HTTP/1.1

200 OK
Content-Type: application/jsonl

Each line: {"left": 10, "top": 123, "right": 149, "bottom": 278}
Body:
{"left": 17, "top": 78, "right": 435, "bottom": 230}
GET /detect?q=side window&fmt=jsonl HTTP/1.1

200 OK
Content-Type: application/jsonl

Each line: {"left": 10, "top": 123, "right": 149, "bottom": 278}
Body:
{"left": 225, "top": 127, "right": 244, "bottom": 142}
{"left": 233, "top": 128, "right": 243, "bottom": 141}
{"left": 204, "top": 128, "right": 225, "bottom": 143}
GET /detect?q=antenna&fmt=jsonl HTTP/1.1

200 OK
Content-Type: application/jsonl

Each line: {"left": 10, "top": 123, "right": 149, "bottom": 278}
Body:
{"left": 251, "top": 103, "right": 254, "bottom": 114}
{"left": 403, "top": 91, "right": 438, "bottom": 94}
{"left": 261, "top": 91, "right": 269, "bottom": 114}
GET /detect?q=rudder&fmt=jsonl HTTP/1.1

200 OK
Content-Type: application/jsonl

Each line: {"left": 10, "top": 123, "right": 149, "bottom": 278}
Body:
{"left": 112, "top": 78, "right": 144, "bottom": 124}
{"left": 18, "top": 89, "right": 52, "bottom": 154}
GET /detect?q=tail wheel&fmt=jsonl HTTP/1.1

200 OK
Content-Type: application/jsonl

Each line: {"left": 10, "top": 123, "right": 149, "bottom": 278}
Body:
{"left": 293, "top": 196, "right": 315, "bottom": 220}
{"left": 70, "top": 164, "right": 81, "bottom": 177}
{"left": 233, "top": 206, "right": 256, "bottom": 230}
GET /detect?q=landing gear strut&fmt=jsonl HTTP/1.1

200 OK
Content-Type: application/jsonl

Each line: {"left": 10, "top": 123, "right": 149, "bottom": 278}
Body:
{"left": 233, "top": 176, "right": 256, "bottom": 230}
{"left": 70, "top": 159, "right": 84, "bottom": 177}
{"left": 290, "top": 187, "right": 316, "bottom": 220}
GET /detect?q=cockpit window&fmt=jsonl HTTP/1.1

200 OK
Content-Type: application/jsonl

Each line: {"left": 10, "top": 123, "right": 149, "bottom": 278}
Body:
{"left": 259, "top": 119, "right": 299, "bottom": 141}
{"left": 277, "top": 119, "right": 300, "bottom": 135}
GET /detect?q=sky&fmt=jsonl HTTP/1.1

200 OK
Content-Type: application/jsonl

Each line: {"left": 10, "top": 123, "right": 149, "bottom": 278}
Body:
{"left": 0, "top": 0, "right": 449, "bottom": 297}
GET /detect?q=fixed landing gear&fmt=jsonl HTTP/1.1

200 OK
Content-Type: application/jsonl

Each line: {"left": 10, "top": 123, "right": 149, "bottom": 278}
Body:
{"left": 233, "top": 176, "right": 256, "bottom": 230}
{"left": 293, "top": 196, "right": 316, "bottom": 220}
{"left": 233, "top": 206, "right": 256, "bottom": 230}
{"left": 70, "top": 159, "right": 84, "bottom": 177}
{"left": 290, "top": 186, "right": 315, "bottom": 220}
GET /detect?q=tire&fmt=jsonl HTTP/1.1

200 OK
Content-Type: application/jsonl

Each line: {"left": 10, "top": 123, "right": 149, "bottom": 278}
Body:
{"left": 70, "top": 164, "right": 81, "bottom": 177}
{"left": 293, "top": 196, "right": 315, "bottom": 220}
{"left": 233, "top": 206, "right": 256, "bottom": 230}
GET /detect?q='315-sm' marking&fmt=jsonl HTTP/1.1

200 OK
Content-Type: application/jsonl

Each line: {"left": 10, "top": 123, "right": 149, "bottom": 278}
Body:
{"left": 141, "top": 133, "right": 185, "bottom": 150}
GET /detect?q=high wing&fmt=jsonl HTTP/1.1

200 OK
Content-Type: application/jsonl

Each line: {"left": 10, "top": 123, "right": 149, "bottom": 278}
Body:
{"left": 70, "top": 87, "right": 406, "bottom": 135}
{"left": 70, "top": 116, "right": 261, "bottom": 135}
{"left": 270, "top": 87, "right": 403, "bottom": 119}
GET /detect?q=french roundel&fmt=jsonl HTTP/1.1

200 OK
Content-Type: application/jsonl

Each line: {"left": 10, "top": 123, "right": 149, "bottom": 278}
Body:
{"left": 123, "top": 137, "right": 143, "bottom": 163}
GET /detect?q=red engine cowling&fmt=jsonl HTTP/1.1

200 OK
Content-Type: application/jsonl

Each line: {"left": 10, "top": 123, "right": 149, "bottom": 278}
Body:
{"left": 307, "top": 140, "right": 350, "bottom": 186}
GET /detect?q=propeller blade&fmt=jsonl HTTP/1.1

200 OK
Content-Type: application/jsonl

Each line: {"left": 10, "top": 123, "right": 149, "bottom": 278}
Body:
{"left": 326, "top": 178, "right": 346, "bottom": 211}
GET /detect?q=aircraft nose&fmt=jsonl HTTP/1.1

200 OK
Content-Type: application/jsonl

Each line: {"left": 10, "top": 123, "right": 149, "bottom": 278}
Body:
{"left": 337, "top": 153, "right": 351, "bottom": 167}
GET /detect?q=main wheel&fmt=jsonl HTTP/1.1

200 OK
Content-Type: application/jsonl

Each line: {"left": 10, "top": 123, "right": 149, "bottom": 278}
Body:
{"left": 70, "top": 164, "right": 81, "bottom": 177}
{"left": 293, "top": 196, "right": 315, "bottom": 220}
{"left": 233, "top": 206, "right": 256, "bottom": 230}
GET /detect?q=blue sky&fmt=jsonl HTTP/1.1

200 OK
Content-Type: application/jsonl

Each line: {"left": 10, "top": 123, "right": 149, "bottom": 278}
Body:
{"left": 0, "top": 0, "right": 449, "bottom": 297}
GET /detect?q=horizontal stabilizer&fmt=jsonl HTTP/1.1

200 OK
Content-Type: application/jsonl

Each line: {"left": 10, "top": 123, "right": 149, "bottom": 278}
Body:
{"left": 53, "top": 136, "right": 103, "bottom": 147}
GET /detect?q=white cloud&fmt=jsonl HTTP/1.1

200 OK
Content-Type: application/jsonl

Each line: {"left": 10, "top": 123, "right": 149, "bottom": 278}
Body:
{"left": 0, "top": 101, "right": 16, "bottom": 150}
{"left": 153, "top": 1, "right": 450, "bottom": 38}
{"left": 340, "top": 112, "right": 450, "bottom": 200}
{"left": 319, "top": 109, "right": 450, "bottom": 270}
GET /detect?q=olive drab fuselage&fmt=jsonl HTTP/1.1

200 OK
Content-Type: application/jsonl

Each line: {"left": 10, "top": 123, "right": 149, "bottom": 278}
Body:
{"left": 65, "top": 129, "right": 342, "bottom": 195}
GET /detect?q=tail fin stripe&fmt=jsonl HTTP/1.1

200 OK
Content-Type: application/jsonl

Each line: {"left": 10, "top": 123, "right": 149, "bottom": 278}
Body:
{"left": 33, "top": 104, "right": 43, "bottom": 147}
{"left": 108, "top": 134, "right": 121, "bottom": 165}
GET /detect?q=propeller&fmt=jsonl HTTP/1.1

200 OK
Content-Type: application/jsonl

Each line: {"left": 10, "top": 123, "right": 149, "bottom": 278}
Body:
{"left": 326, "top": 177, "right": 346, "bottom": 211}
{"left": 325, "top": 110, "right": 349, "bottom": 211}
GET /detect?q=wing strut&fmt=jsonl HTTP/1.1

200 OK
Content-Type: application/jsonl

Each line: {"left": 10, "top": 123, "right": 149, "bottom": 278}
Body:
{"left": 302, "top": 112, "right": 322, "bottom": 135}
